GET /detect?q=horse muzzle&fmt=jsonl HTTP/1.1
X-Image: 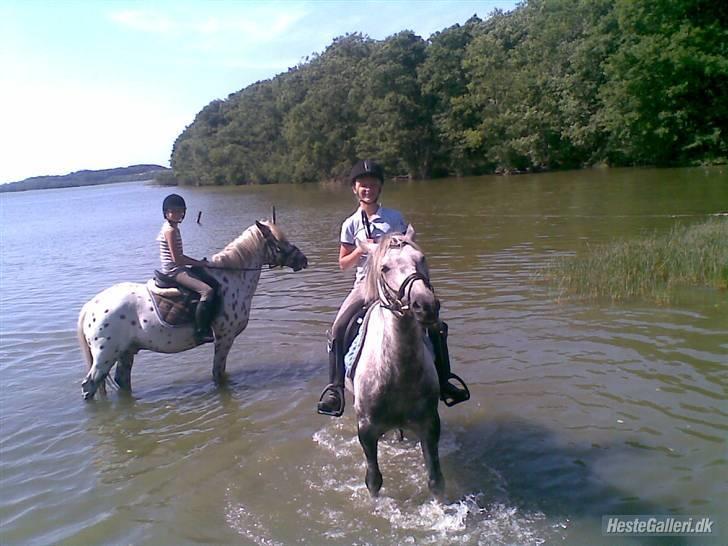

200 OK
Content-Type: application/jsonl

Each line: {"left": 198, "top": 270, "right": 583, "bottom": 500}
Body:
{"left": 410, "top": 295, "right": 440, "bottom": 326}
{"left": 287, "top": 248, "right": 308, "bottom": 271}
{"left": 409, "top": 286, "right": 440, "bottom": 326}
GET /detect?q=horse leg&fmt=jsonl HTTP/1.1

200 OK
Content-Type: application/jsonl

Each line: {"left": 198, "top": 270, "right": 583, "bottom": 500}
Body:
{"left": 357, "top": 422, "right": 383, "bottom": 497}
{"left": 212, "top": 338, "right": 234, "bottom": 385}
{"left": 81, "top": 350, "right": 116, "bottom": 400}
{"left": 114, "top": 351, "right": 135, "bottom": 392}
{"left": 416, "top": 413, "right": 445, "bottom": 499}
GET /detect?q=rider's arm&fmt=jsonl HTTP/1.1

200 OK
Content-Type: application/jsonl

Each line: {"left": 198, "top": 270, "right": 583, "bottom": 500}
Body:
{"left": 338, "top": 242, "right": 365, "bottom": 271}
{"left": 164, "top": 229, "right": 207, "bottom": 268}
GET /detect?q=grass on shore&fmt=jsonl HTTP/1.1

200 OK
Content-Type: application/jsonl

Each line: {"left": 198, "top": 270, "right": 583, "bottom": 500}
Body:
{"left": 544, "top": 217, "right": 728, "bottom": 303}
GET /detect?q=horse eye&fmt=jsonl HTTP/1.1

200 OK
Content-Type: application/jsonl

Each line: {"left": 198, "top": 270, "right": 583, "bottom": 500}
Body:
{"left": 381, "top": 265, "right": 390, "bottom": 273}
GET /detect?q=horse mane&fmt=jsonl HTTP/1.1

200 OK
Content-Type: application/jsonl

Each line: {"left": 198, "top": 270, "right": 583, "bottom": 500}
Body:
{"left": 210, "top": 220, "right": 283, "bottom": 269}
{"left": 362, "top": 232, "right": 422, "bottom": 302}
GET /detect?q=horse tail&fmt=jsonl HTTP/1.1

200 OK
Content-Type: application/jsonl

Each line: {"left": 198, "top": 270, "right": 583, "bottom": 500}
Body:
{"left": 77, "top": 304, "right": 93, "bottom": 373}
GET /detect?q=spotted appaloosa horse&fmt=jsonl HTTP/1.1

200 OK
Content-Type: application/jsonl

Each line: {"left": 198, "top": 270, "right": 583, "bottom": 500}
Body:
{"left": 78, "top": 221, "right": 307, "bottom": 400}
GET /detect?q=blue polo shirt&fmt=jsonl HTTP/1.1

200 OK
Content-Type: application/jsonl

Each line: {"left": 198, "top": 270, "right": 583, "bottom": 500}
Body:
{"left": 340, "top": 205, "right": 407, "bottom": 283}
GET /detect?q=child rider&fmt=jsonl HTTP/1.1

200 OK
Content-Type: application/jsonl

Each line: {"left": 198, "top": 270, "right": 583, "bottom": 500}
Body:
{"left": 157, "top": 193, "right": 216, "bottom": 344}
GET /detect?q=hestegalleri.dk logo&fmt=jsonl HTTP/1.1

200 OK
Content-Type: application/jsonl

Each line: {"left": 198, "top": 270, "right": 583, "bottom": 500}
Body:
{"left": 602, "top": 515, "right": 716, "bottom": 536}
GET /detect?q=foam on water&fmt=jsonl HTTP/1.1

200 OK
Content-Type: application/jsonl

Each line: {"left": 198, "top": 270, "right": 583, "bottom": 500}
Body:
{"left": 306, "top": 423, "right": 559, "bottom": 545}
{"left": 224, "top": 498, "right": 283, "bottom": 546}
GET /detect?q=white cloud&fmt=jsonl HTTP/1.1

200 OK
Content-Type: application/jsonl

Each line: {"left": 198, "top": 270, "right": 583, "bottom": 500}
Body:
{"left": 108, "top": 4, "right": 308, "bottom": 43}
{"left": 109, "top": 9, "right": 175, "bottom": 34}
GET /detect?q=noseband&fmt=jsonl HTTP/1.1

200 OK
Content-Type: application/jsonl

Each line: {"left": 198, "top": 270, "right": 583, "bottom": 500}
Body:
{"left": 265, "top": 237, "right": 299, "bottom": 268}
{"left": 378, "top": 271, "right": 434, "bottom": 318}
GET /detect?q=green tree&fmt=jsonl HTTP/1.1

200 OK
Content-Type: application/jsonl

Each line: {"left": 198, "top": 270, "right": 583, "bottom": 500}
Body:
{"left": 282, "top": 34, "right": 373, "bottom": 182}
{"left": 418, "top": 16, "right": 481, "bottom": 176}
{"left": 353, "top": 31, "right": 429, "bottom": 178}
{"left": 600, "top": 0, "right": 728, "bottom": 165}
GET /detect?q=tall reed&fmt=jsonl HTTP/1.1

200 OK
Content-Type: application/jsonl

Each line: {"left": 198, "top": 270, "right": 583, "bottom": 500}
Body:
{"left": 544, "top": 217, "right": 728, "bottom": 302}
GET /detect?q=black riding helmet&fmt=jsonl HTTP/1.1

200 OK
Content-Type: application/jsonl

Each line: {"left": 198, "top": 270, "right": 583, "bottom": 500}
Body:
{"left": 350, "top": 159, "right": 384, "bottom": 185}
{"left": 162, "top": 193, "right": 186, "bottom": 217}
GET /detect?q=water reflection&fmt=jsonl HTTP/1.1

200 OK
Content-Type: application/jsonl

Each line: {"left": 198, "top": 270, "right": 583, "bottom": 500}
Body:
{"left": 1, "top": 168, "right": 726, "bottom": 545}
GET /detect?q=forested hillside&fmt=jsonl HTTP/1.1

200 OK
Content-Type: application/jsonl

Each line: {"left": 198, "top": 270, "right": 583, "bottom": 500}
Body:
{"left": 1, "top": 165, "right": 169, "bottom": 192}
{"left": 171, "top": 0, "right": 727, "bottom": 185}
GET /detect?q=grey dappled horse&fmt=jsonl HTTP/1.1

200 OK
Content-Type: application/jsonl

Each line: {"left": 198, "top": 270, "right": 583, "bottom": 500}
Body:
{"left": 78, "top": 221, "right": 307, "bottom": 400}
{"left": 348, "top": 225, "right": 445, "bottom": 497}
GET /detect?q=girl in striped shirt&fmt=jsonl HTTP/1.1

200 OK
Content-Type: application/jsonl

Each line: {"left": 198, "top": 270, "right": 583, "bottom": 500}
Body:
{"left": 157, "top": 194, "right": 215, "bottom": 343}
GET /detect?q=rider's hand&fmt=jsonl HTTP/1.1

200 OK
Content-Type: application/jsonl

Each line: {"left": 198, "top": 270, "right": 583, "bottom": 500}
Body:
{"left": 358, "top": 241, "right": 374, "bottom": 256}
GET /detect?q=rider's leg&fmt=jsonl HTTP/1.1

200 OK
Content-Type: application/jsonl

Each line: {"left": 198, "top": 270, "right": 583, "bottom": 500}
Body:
{"left": 176, "top": 270, "right": 215, "bottom": 344}
{"left": 318, "top": 284, "right": 367, "bottom": 416}
{"left": 428, "top": 321, "right": 470, "bottom": 406}
{"left": 317, "top": 332, "right": 347, "bottom": 416}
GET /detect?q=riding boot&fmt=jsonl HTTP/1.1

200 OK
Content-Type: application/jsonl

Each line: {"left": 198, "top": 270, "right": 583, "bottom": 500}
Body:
{"left": 194, "top": 299, "right": 215, "bottom": 344}
{"left": 317, "top": 336, "right": 345, "bottom": 417}
{"left": 428, "top": 322, "right": 470, "bottom": 407}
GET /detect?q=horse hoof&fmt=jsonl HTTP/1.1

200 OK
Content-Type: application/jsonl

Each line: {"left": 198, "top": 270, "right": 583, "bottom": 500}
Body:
{"left": 429, "top": 479, "right": 445, "bottom": 500}
{"left": 81, "top": 379, "right": 95, "bottom": 400}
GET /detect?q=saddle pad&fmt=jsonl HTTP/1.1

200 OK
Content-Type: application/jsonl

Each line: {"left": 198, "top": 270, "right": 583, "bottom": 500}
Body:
{"left": 146, "top": 281, "right": 195, "bottom": 327}
{"left": 344, "top": 308, "right": 436, "bottom": 381}
{"left": 344, "top": 320, "right": 365, "bottom": 379}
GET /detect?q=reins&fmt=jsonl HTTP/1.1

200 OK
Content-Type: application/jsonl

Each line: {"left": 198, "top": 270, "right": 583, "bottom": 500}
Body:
{"left": 207, "top": 265, "right": 264, "bottom": 271}
{"left": 205, "top": 225, "right": 295, "bottom": 272}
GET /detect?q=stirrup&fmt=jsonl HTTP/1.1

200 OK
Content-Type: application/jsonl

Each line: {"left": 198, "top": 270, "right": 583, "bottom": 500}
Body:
{"left": 317, "top": 384, "right": 344, "bottom": 417}
{"left": 442, "top": 373, "right": 470, "bottom": 407}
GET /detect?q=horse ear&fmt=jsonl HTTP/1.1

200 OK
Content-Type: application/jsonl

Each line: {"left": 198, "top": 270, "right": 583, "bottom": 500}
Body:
{"left": 256, "top": 220, "right": 274, "bottom": 240}
{"left": 404, "top": 224, "right": 416, "bottom": 242}
{"left": 356, "top": 238, "right": 376, "bottom": 254}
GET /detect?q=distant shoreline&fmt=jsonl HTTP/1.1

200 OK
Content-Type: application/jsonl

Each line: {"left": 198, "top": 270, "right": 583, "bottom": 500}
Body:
{"left": 0, "top": 164, "right": 170, "bottom": 193}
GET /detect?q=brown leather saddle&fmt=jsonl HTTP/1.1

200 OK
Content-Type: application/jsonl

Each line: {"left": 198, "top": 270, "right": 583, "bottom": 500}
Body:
{"left": 146, "top": 269, "right": 218, "bottom": 326}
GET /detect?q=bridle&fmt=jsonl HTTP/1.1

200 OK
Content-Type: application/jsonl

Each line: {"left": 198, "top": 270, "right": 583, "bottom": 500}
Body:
{"left": 206, "top": 226, "right": 301, "bottom": 272}
{"left": 376, "top": 241, "right": 434, "bottom": 318}
{"left": 265, "top": 236, "right": 301, "bottom": 269}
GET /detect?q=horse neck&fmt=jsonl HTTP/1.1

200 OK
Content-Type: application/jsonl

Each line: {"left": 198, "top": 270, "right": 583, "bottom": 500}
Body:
{"left": 378, "top": 308, "right": 428, "bottom": 376}
{"left": 211, "top": 227, "right": 267, "bottom": 271}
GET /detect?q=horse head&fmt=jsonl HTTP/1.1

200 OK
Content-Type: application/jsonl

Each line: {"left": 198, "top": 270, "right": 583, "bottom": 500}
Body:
{"left": 358, "top": 224, "right": 439, "bottom": 325}
{"left": 255, "top": 221, "right": 308, "bottom": 271}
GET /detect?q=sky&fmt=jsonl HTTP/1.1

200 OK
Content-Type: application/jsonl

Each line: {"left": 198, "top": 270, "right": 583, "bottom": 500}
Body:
{"left": 0, "top": 0, "right": 517, "bottom": 184}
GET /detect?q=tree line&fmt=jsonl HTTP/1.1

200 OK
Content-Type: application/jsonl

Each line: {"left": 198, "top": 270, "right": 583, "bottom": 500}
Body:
{"left": 170, "top": 0, "right": 727, "bottom": 185}
{"left": 1, "top": 165, "right": 169, "bottom": 193}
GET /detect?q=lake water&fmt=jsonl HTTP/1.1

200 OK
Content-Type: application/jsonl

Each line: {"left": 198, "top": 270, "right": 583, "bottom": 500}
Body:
{"left": 1, "top": 167, "right": 726, "bottom": 545}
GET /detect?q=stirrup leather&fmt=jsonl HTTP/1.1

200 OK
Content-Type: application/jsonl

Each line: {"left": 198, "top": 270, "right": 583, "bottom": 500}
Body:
{"left": 442, "top": 373, "right": 470, "bottom": 407}
{"left": 317, "top": 384, "right": 345, "bottom": 417}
